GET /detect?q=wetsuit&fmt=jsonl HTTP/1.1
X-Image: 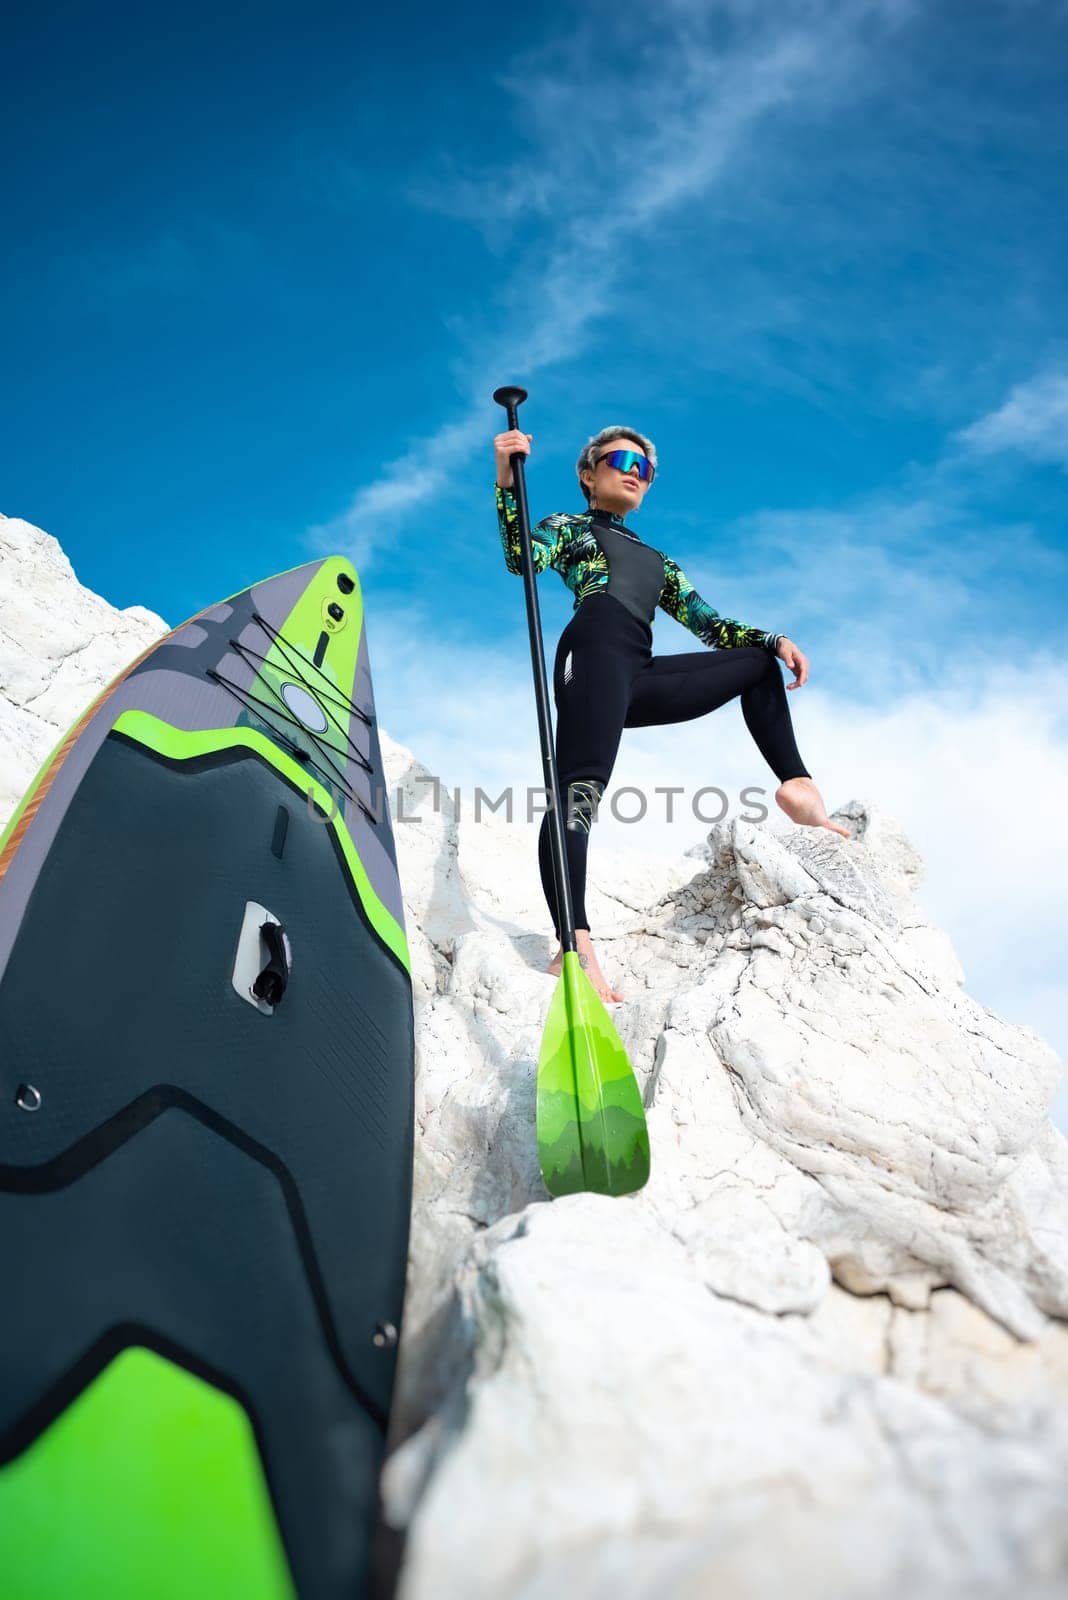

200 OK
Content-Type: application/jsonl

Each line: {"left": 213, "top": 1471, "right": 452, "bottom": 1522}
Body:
{"left": 495, "top": 484, "right": 811, "bottom": 936}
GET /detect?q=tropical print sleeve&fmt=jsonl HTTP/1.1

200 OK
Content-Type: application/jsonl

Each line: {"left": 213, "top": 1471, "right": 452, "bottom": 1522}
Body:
{"left": 658, "top": 553, "right": 783, "bottom": 653}
{"left": 495, "top": 483, "right": 570, "bottom": 576}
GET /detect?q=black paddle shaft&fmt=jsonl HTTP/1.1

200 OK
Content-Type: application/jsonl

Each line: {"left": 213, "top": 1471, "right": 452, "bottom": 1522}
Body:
{"left": 492, "top": 385, "right": 577, "bottom": 956}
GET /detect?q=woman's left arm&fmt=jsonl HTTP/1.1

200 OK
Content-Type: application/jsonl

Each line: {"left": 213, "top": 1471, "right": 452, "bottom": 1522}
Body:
{"left": 659, "top": 554, "right": 785, "bottom": 654}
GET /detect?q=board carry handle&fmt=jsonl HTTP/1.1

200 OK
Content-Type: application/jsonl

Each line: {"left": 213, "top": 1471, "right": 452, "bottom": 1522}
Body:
{"left": 252, "top": 921, "right": 292, "bottom": 1007}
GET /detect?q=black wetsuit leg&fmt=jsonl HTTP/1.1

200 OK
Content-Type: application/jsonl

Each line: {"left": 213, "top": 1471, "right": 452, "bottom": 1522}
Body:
{"left": 538, "top": 597, "right": 648, "bottom": 937}
{"left": 626, "top": 643, "right": 811, "bottom": 781}
{"left": 538, "top": 595, "right": 811, "bottom": 937}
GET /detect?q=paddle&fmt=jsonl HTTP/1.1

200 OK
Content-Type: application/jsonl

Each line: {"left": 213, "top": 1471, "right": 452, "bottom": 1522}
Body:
{"left": 492, "top": 385, "right": 650, "bottom": 1198}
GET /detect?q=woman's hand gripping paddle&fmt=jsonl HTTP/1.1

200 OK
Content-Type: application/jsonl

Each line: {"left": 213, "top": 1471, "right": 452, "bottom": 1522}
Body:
{"left": 492, "top": 385, "right": 650, "bottom": 1198}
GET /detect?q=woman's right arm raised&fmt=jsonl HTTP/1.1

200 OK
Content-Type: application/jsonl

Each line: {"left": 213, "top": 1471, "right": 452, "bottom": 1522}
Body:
{"left": 493, "top": 429, "right": 565, "bottom": 577}
{"left": 494, "top": 427, "right": 531, "bottom": 489}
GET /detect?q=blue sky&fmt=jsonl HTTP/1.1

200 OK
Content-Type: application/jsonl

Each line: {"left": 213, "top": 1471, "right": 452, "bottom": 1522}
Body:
{"left": 3, "top": 1, "right": 1067, "bottom": 1114}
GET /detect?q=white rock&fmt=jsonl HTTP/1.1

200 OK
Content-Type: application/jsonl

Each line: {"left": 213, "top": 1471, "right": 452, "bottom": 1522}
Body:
{"left": 0, "top": 514, "right": 169, "bottom": 820}
{"left": 384, "top": 710, "right": 1068, "bottom": 1596}
{"left": 3, "top": 511, "right": 1067, "bottom": 1599}
{"left": 387, "top": 1201, "right": 1068, "bottom": 1600}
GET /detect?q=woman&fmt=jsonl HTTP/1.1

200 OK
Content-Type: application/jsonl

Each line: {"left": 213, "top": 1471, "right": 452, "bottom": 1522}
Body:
{"left": 493, "top": 422, "right": 849, "bottom": 1003}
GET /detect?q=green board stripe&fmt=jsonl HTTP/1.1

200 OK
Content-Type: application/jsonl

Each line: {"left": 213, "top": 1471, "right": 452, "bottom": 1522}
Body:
{"left": 113, "top": 709, "right": 410, "bottom": 975}
{"left": 0, "top": 726, "right": 69, "bottom": 862}
{"left": 0, "top": 1346, "right": 295, "bottom": 1599}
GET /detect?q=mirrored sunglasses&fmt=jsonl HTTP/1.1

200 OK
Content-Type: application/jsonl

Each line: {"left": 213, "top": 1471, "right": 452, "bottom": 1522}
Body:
{"left": 595, "top": 448, "right": 655, "bottom": 483}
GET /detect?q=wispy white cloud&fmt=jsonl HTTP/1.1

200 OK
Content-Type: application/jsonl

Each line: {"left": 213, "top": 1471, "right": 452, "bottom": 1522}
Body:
{"left": 702, "top": 504, "right": 1064, "bottom": 689}
{"left": 649, "top": 382, "right": 1068, "bottom": 704}
{"left": 304, "top": 408, "right": 489, "bottom": 566}
{"left": 957, "top": 370, "right": 1068, "bottom": 470}
{"left": 305, "top": 7, "right": 1068, "bottom": 1130}
{"left": 306, "top": 0, "right": 915, "bottom": 565}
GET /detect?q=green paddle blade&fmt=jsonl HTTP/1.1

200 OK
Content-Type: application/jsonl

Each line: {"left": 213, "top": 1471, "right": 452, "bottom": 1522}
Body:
{"left": 536, "top": 950, "right": 651, "bottom": 1198}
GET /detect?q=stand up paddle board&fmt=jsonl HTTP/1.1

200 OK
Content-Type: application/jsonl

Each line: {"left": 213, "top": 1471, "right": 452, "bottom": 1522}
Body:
{"left": 0, "top": 556, "right": 415, "bottom": 1599}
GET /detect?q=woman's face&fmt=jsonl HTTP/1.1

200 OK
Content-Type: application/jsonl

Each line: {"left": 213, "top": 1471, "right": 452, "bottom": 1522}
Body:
{"left": 582, "top": 436, "right": 654, "bottom": 516}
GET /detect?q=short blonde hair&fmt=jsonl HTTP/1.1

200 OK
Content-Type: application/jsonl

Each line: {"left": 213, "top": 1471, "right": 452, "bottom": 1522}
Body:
{"left": 576, "top": 425, "right": 658, "bottom": 505}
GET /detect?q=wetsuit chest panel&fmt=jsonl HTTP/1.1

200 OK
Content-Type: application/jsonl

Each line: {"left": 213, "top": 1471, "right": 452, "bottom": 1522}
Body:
{"left": 588, "top": 522, "right": 666, "bottom": 627}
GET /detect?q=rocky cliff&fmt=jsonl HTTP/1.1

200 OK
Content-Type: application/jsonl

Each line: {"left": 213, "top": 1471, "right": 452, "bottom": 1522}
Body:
{"left": 3, "top": 513, "right": 1066, "bottom": 1599}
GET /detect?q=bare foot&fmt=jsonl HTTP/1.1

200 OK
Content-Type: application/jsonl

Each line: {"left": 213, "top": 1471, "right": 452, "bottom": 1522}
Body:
{"left": 547, "top": 929, "right": 624, "bottom": 1003}
{"left": 775, "top": 776, "right": 851, "bottom": 839}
